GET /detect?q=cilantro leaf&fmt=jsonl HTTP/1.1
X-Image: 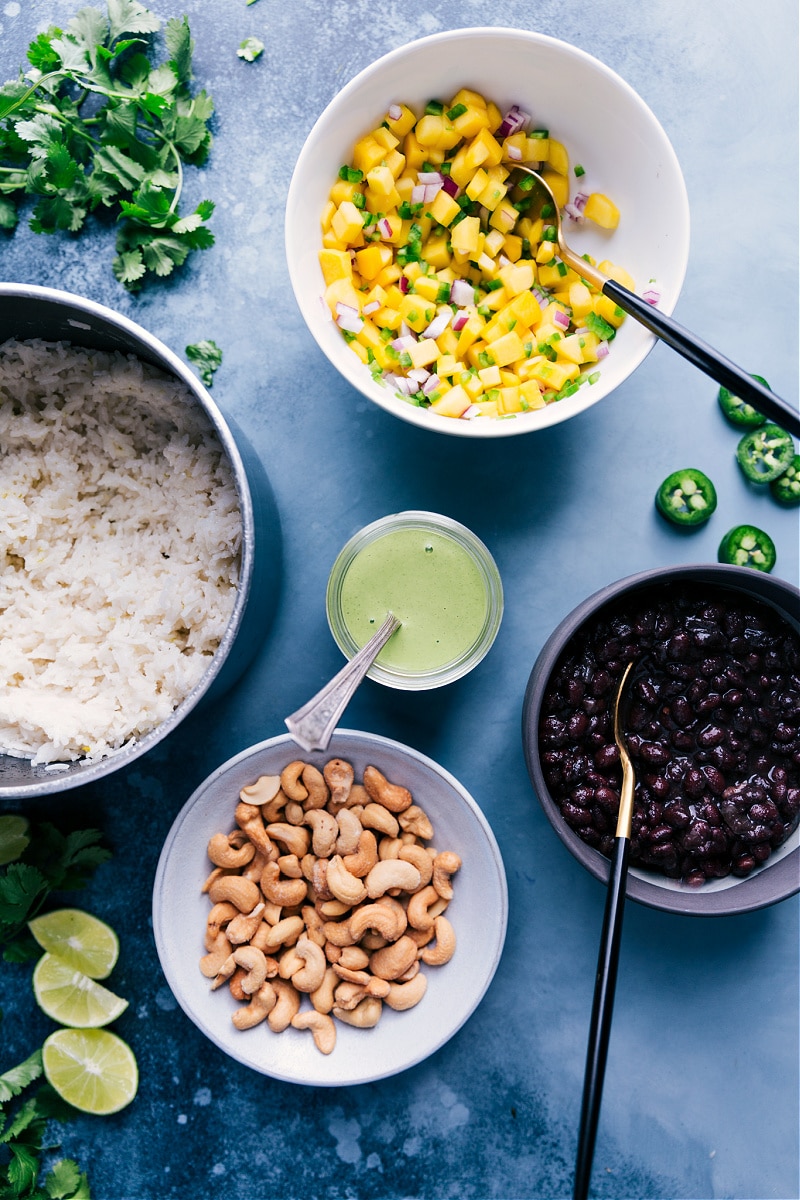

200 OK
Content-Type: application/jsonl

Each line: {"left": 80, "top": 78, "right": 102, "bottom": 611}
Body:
{"left": 0, "top": 1051, "right": 43, "bottom": 1105}
{"left": 1, "top": 1, "right": 214, "bottom": 288}
{"left": 0, "top": 864, "right": 49, "bottom": 935}
{"left": 45, "top": 1158, "right": 90, "bottom": 1200}
{"left": 186, "top": 340, "right": 222, "bottom": 387}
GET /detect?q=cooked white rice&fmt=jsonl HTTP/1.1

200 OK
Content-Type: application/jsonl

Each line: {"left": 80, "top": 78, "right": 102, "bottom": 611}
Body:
{"left": 0, "top": 338, "right": 241, "bottom": 765}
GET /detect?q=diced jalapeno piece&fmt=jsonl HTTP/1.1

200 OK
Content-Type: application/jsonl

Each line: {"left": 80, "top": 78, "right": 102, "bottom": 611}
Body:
{"left": 717, "top": 375, "right": 770, "bottom": 428}
{"left": 655, "top": 468, "right": 717, "bottom": 527}
{"left": 769, "top": 453, "right": 800, "bottom": 506}
{"left": 717, "top": 525, "right": 776, "bottom": 572}
{"left": 735, "top": 424, "right": 796, "bottom": 483}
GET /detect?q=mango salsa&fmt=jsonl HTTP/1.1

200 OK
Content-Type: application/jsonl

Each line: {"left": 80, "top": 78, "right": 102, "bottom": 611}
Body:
{"left": 320, "top": 93, "right": 631, "bottom": 422}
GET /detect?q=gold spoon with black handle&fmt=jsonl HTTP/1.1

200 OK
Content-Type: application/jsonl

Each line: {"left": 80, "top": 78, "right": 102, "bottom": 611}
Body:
{"left": 573, "top": 660, "right": 636, "bottom": 1200}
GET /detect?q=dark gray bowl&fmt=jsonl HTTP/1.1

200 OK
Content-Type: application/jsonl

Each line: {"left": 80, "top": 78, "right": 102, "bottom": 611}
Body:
{"left": 522, "top": 563, "right": 800, "bottom": 916}
{"left": 0, "top": 283, "right": 282, "bottom": 799}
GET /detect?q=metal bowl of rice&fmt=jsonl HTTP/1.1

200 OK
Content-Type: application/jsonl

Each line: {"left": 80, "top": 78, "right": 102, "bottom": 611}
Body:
{"left": 0, "top": 283, "right": 281, "bottom": 799}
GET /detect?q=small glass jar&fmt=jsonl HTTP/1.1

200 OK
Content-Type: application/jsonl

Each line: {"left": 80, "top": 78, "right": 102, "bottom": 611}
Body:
{"left": 326, "top": 511, "right": 503, "bottom": 691}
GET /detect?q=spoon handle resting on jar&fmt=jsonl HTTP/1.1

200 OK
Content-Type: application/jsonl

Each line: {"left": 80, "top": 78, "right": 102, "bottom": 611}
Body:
{"left": 573, "top": 662, "right": 636, "bottom": 1200}
{"left": 284, "top": 612, "right": 401, "bottom": 753}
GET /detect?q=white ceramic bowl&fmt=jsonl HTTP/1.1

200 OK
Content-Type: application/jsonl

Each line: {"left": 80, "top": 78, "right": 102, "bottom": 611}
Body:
{"left": 285, "top": 27, "right": 690, "bottom": 437}
{"left": 153, "top": 730, "right": 508, "bottom": 1086}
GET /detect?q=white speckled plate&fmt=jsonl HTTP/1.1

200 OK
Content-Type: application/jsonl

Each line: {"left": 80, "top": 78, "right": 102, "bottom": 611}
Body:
{"left": 153, "top": 730, "right": 508, "bottom": 1086}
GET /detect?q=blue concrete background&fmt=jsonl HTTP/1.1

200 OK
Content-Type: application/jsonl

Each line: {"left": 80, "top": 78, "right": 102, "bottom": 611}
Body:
{"left": 0, "top": 1, "right": 798, "bottom": 1198}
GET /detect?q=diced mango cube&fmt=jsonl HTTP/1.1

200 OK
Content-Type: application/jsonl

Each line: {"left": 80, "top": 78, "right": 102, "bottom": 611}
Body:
{"left": 372, "top": 126, "right": 399, "bottom": 151}
{"left": 324, "top": 277, "right": 362, "bottom": 316}
{"left": 598, "top": 259, "right": 634, "bottom": 290}
{"left": 541, "top": 169, "right": 569, "bottom": 207}
{"left": 547, "top": 139, "right": 569, "bottom": 175}
{"left": 428, "top": 189, "right": 461, "bottom": 227}
{"left": 526, "top": 359, "right": 579, "bottom": 390}
{"left": 319, "top": 248, "right": 352, "bottom": 287}
{"left": 498, "top": 260, "right": 535, "bottom": 297}
{"left": 568, "top": 280, "right": 593, "bottom": 321}
{"left": 408, "top": 338, "right": 440, "bottom": 369}
{"left": 366, "top": 164, "right": 396, "bottom": 197}
{"left": 584, "top": 193, "right": 620, "bottom": 229}
{"left": 519, "top": 380, "right": 545, "bottom": 409}
{"left": 415, "top": 113, "right": 460, "bottom": 150}
{"left": 385, "top": 104, "right": 416, "bottom": 138}
{"left": 488, "top": 329, "right": 526, "bottom": 367}
{"left": 497, "top": 385, "right": 522, "bottom": 414}
{"left": 450, "top": 215, "right": 482, "bottom": 256}
{"left": 331, "top": 200, "right": 365, "bottom": 245}
{"left": 436, "top": 353, "right": 461, "bottom": 377}
{"left": 594, "top": 295, "right": 626, "bottom": 328}
{"left": 429, "top": 384, "right": 471, "bottom": 417}
{"left": 352, "top": 136, "right": 388, "bottom": 175}
{"left": 355, "top": 243, "right": 393, "bottom": 281}
{"left": 399, "top": 293, "right": 436, "bottom": 332}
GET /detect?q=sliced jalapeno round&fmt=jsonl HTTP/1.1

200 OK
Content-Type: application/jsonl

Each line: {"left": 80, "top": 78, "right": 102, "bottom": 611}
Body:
{"left": 717, "top": 524, "right": 776, "bottom": 572}
{"left": 717, "top": 375, "right": 770, "bottom": 428}
{"left": 655, "top": 468, "right": 717, "bottom": 527}
{"left": 736, "top": 424, "right": 795, "bottom": 483}
{"left": 769, "top": 453, "right": 800, "bottom": 507}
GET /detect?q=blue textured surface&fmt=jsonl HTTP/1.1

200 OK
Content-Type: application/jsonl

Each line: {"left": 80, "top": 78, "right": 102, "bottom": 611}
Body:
{"left": 1, "top": 2, "right": 798, "bottom": 1198}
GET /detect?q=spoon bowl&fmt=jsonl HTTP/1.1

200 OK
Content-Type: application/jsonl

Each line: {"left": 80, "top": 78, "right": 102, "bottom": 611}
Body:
{"left": 512, "top": 166, "right": 800, "bottom": 437}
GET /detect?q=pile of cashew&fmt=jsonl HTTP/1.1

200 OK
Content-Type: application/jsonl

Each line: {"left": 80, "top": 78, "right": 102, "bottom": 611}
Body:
{"left": 199, "top": 758, "right": 461, "bottom": 1055}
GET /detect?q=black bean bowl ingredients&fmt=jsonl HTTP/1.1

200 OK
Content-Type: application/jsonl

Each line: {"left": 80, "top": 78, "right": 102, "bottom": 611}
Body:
{"left": 537, "top": 583, "right": 800, "bottom": 887}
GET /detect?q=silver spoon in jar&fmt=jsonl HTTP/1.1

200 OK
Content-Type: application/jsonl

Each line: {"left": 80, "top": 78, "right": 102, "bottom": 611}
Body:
{"left": 573, "top": 660, "right": 636, "bottom": 1200}
{"left": 284, "top": 612, "right": 401, "bottom": 753}
{"left": 512, "top": 166, "right": 800, "bottom": 438}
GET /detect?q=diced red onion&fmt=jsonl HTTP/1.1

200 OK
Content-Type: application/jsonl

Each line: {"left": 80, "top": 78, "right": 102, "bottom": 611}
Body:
{"left": 462, "top": 404, "right": 481, "bottom": 419}
{"left": 498, "top": 253, "right": 511, "bottom": 269}
{"left": 452, "top": 309, "right": 470, "bottom": 332}
{"left": 442, "top": 176, "right": 460, "bottom": 197}
{"left": 385, "top": 372, "right": 414, "bottom": 395}
{"left": 563, "top": 203, "right": 584, "bottom": 223}
{"left": 378, "top": 217, "right": 393, "bottom": 239}
{"left": 391, "top": 334, "right": 417, "bottom": 352}
{"left": 573, "top": 192, "right": 589, "bottom": 211}
{"left": 553, "top": 309, "right": 570, "bottom": 330}
{"left": 422, "top": 374, "right": 442, "bottom": 396}
{"left": 424, "top": 183, "right": 442, "bottom": 202}
{"left": 411, "top": 184, "right": 426, "bottom": 205}
{"left": 335, "top": 302, "right": 363, "bottom": 333}
{"left": 388, "top": 104, "right": 402, "bottom": 121}
{"left": 417, "top": 171, "right": 443, "bottom": 185}
{"left": 449, "top": 279, "right": 475, "bottom": 306}
{"left": 506, "top": 144, "right": 522, "bottom": 161}
{"left": 497, "top": 104, "right": 531, "bottom": 138}
{"left": 408, "top": 367, "right": 431, "bottom": 385}
{"left": 363, "top": 300, "right": 380, "bottom": 315}
{"left": 643, "top": 289, "right": 661, "bottom": 305}
{"left": 398, "top": 320, "right": 411, "bottom": 337}
{"left": 423, "top": 309, "right": 452, "bottom": 340}
{"left": 596, "top": 341, "right": 610, "bottom": 359}
{"left": 399, "top": 276, "right": 409, "bottom": 294}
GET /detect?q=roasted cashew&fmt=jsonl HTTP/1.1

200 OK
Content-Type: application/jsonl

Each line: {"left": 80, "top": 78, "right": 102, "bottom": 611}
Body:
{"left": 268, "top": 979, "right": 301, "bottom": 1032}
{"left": 363, "top": 765, "right": 413, "bottom": 813}
{"left": 201, "top": 865, "right": 233, "bottom": 894}
{"left": 332, "top": 980, "right": 366, "bottom": 1011}
{"left": 398, "top": 805, "right": 434, "bottom": 840}
{"left": 322, "top": 917, "right": 357, "bottom": 948}
{"left": 228, "top": 967, "right": 249, "bottom": 1002}
{"left": 200, "top": 932, "right": 233, "bottom": 978}
{"left": 342, "top": 829, "right": 379, "bottom": 878}
{"left": 280, "top": 761, "right": 308, "bottom": 802}
{"left": 305, "top": 809, "right": 338, "bottom": 857}
{"left": 365, "top": 858, "right": 421, "bottom": 899}
{"left": 232, "top": 981, "right": 276, "bottom": 1030}
{"left": 360, "top": 803, "right": 399, "bottom": 839}
{"left": 300, "top": 764, "right": 329, "bottom": 811}
{"left": 398, "top": 843, "right": 434, "bottom": 889}
{"left": 369, "top": 934, "right": 418, "bottom": 981}
{"left": 261, "top": 788, "right": 290, "bottom": 824}
{"left": 406, "top": 884, "right": 448, "bottom": 931}
{"left": 324, "top": 942, "right": 342, "bottom": 963}
{"left": 207, "top": 874, "right": 261, "bottom": 912}
{"left": 291, "top": 1009, "right": 337, "bottom": 1055}
{"left": 395, "top": 958, "right": 421, "bottom": 983}
{"left": 378, "top": 836, "right": 403, "bottom": 861}
{"left": 420, "top": 915, "right": 456, "bottom": 966}
{"left": 226, "top": 902, "right": 266, "bottom": 945}
{"left": 333, "top": 996, "right": 382, "bottom": 1028}
{"left": 240, "top": 774, "right": 282, "bottom": 807}
{"left": 302, "top": 905, "right": 326, "bottom": 948}
{"left": 291, "top": 933, "right": 327, "bottom": 993}
{"left": 331, "top": 963, "right": 370, "bottom": 987}
{"left": 277, "top": 853, "right": 303, "bottom": 879}
{"left": 284, "top": 800, "right": 305, "bottom": 826}
{"left": 260, "top": 861, "right": 308, "bottom": 908}
{"left": 278, "top": 945, "right": 304, "bottom": 980}
{"left": 265, "top": 822, "right": 310, "bottom": 859}
{"left": 345, "top": 783, "right": 369, "bottom": 809}
{"left": 261, "top": 915, "right": 304, "bottom": 951}
{"left": 325, "top": 854, "right": 368, "bottom": 907}
{"left": 318, "top": 898, "right": 351, "bottom": 918}
{"left": 311, "top": 857, "right": 333, "bottom": 901}
{"left": 242, "top": 848, "right": 274, "bottom": 882}
{"left": 347, "top": 901, "right": 407, "bottom": 944}
{"left": 385, "top": 973, "right": 428, "bottom": 1011}
{"left": 232, "top": 945, "right": 269, "bottom": 994}
{"left": 337, "top": 945, "right": 370, "bottom": 972}
{"left": 310, "top": 966, "right": 339, "bottom": 1014}
{"left": 432, "top": 851, "right": 462, "bottom": 900}
{"left": 205, "top": 901, "right": 238, "bottom": 949}
{"left": 323, "top": 758, "right": 354, "bottom": 809}
{"left": 335, "top": 808, "right": 363, "bottom": 856}
{"left": 207, "top": 832, "right": 256, "bottom": 870}
{"left": 235, "top": 802, "right": 274, "bottom": 857}
{"left": 210, "top": 952, "right": 237, "bottom": 990}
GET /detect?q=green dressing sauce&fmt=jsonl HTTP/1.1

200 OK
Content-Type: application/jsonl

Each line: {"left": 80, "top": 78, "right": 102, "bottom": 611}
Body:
{"left": 339, "top": 528, "right": 488, "bottom": 673}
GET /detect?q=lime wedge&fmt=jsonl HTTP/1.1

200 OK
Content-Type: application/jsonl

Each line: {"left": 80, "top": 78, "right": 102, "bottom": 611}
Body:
{"left": 28, "top": 908, "right": 119, "bottom": 980}
{"left": 33, "top": 953, "right": 128, "bottom": 1028}
{"left": 42, "top": 1028, "right": 138, "bottom": 1115}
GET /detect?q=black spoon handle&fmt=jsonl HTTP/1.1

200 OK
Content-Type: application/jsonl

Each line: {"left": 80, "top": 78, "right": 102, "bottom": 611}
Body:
{"left": 573, "top": 836, "right": 630, "bottom": 1200}
{"left": 604, "top": 279, "right": 800, "bottom": 439}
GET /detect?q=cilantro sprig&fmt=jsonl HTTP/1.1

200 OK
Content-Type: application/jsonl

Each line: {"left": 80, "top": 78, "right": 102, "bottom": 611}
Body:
{"left": 0, "top": 1, "right": 215, "bottom": 289}
{"left": 0, "top": 1051, "right": 89, "bottom": 1199}
{"left": 0, "top": 820, "right": 110, "bottom": 964}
